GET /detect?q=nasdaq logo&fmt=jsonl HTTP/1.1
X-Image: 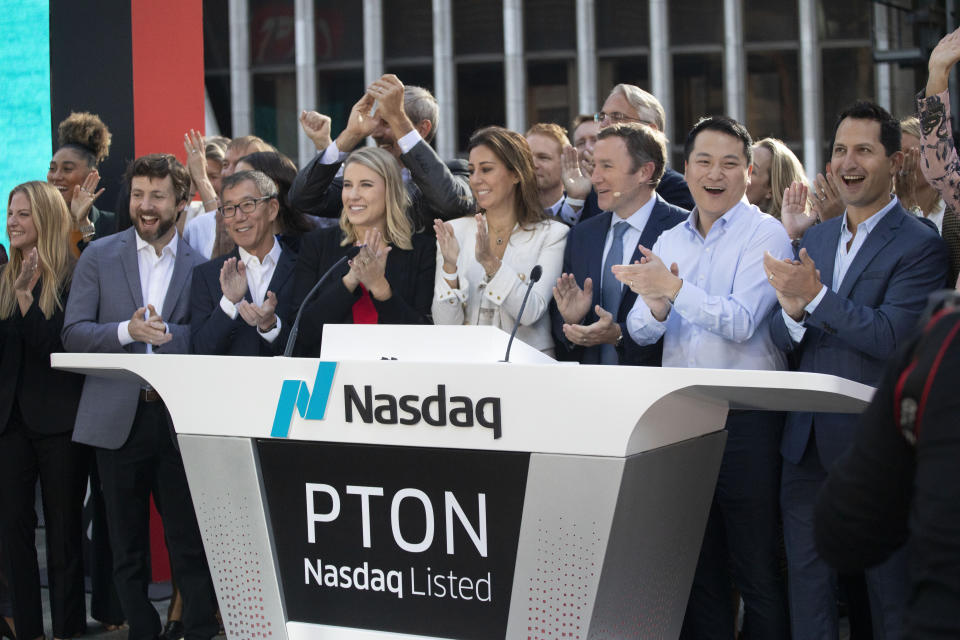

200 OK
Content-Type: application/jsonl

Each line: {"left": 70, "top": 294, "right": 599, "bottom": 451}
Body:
{"left": 271, "top": 362, "right": 337, "bottom": 438}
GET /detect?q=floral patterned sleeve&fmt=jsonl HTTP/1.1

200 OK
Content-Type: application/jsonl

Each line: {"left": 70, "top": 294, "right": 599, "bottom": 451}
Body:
{"left": 918, "top": 89, "right": 960, "bottom": 214}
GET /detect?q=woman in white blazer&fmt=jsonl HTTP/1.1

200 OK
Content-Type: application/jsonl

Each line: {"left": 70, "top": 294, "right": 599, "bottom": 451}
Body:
{"left": 433, "top": 126, "right": 568, "bottom": 355}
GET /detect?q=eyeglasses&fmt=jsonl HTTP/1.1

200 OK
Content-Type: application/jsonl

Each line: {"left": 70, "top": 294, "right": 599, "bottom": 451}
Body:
{"left": 593, "top": 111, "right": 652, "bottom": 126}
{"left": 219, "top": 195, "right": 274, "bottom": 218}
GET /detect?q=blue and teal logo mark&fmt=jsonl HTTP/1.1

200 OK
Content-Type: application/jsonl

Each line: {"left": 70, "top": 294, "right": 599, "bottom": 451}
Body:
{"left": 271, "top": 362, "right": 337, "bottom": 438}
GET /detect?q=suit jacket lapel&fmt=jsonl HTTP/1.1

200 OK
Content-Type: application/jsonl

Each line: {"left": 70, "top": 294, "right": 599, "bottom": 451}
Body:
{"left": 161, "top": 236, "right": 194, "bottom": 318}
{"left": 836, "top": 206, "right": 901, "bottom": 299}
{"left": 265, "top": 247, "right": 296, "bottom": 300}
{"left": 587, "top": 211, "right": 613, "bottom": 310}
{"left": 120, "top": 228, "right": 144, "bottom": 308}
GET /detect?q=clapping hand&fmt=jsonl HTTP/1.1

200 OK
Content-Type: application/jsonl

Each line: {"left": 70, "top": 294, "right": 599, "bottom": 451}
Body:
{"left": 763, "top": 249, "right": 822, "bottom": 321}
{"left": 366, "top": 75, "right": 409, "bottom": 133}
{"left": 13, "top": 247, "right": 40, "bottom": 293}
{"left": 129, "top": 304, "right": 172, "bottom": 347}
{"left": 474, "top": 214, "right": 500, "bottom": 278}
{"left": 238, "top": 291, "right": 279, "bottom": 332}
{"left": 219, "top": 257, "right": 248, "bottom": 304}
{"left": 300, "top": 110, "right": 332, "bottom": 151}
{"left": 780, "top": 181, "right": 815, "bottom": 240}
{"left": 349, "top": 228, "right": 392, "bottom": 299}
{"left": 809, "top": 165, "right": 843, "bottom": 222}
{"left": 553, "top": 273, "right": 593, "bottom": 324}
{"left": 71, "top": 170, "right": 104, "bottom": 226}
{"left": 562, "top": 305, "right": 621, "bottom": 347}
{"left": 561, "top": 144, "right": 591, "bottom": 200}
{"left": 928, "top": 28, "right": 960, "bottom": 95}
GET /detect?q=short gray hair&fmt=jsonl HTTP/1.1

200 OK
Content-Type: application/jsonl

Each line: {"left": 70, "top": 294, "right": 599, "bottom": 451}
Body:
{"left": 404, "top": 86, "right": 439, "bottom": 142}
{"left": 609, "top": 84, "right": 666, "bottom": 134}
{"left": 221, "top": 170, "right": 278, "bottom": 199}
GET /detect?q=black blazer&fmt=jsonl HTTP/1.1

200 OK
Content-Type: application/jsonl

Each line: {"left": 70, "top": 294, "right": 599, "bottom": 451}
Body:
{"left": 0, "top": 276, "right": 83, "bottom": 435}
{"left": 190, "top": 244, "right": 298, "bottom": 356}
{"left": 551, "top": 195, "right": 688, "bottom": 366}
{"left": 291, "top": 226, "right": 436, "bottom": 356}
{"left": 287, "top": 141, "right": 474, "bottom": 233}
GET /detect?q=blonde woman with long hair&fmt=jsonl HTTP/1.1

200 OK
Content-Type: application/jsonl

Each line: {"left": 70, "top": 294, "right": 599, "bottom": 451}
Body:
{"left": 0, "top": 181, "right": 89, "bottom": 640}
{"left": 747, "top": 137, "right": 817, "bottom": 241}
{"left": 290, "top": 146, "right": 436, "bottom": 355}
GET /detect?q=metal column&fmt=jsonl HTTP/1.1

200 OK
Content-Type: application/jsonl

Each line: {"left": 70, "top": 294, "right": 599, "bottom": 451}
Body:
{"left": 575, "top": 0, "right": 597, "bottom": 116}
{"left": 433, "top": 0, "right": 456, "bottom": 159}
{"left": 503, "top": 0, "right": 526, "bottom": 133}
{"left": 723, "top": 0, "right": 746, "bottom": 123}
{"left": 363, "top": 0, "right": 384, "bottom": 89}
{"left": 649, "top": 0, "right": 672, "bottom": 137}
{"left": 798, "top": 0, "right": 822, "bottom": 179}
{"left": 295, "top": 0, "right": 317, "bottom": 167}
{"left": 229, "top": 0, "right": 252, "bottom": 136}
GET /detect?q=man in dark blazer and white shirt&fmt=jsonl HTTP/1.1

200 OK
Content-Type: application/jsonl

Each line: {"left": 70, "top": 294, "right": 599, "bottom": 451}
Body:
{"left": 765, "top": 101, "right": 949, "bottom": 640}
{"left": 191, "top": 170, "right": 296, "bottom": 356}
{"left": 62, "top": 154, "right": 218, "bottom": 640}
{"left": 551, "top": 122, "right": 687, "bottom": 365}
{"left": 291, "top": 74, "right": 473, "bottom": 233}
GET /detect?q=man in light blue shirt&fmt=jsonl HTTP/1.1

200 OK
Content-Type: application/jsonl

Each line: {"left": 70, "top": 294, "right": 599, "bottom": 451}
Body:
{"left": 764, "top": 101, "right": 948, "bottom": 640}
{"left": 614, "top": 116, "right": 793, "bottom": 639}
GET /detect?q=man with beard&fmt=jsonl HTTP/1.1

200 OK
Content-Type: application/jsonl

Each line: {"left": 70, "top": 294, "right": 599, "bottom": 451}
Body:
{"left": 289, "top": 74, "right": 474, "bottom": 232}
{"left": 62, "top": 154, "right": 218, "bottom": 640}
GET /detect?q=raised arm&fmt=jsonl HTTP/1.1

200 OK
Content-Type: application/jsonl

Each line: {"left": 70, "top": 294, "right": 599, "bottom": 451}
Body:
{"left": 919, "top": 28, "right": 960, "bottom": 213}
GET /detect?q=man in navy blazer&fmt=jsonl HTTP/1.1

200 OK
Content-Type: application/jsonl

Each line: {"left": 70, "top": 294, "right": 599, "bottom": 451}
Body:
{"left": 191, "top": 170, "right": 296, "bottom": 356}
{"left": 551, "top": 122, "right": 687, "bottom": 365}
{"left": 765, "top": 101, "right": 949, "bottom": 639}
{"left": 62, "top": 154, "right": 219, "bottom": 640}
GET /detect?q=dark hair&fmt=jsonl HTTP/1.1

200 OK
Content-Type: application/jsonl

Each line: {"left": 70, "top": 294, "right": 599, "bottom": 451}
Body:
{"left": 124, "top": 154, "right": 191, "bottom": 203}
{"left": 830, "top": 101, "right": 901, "bottom": 157}
{"left": 597, "top": 122, "right": 667, "bottom": 187}
{"left": 57, "top": 112, "right": 112, "bottom": 167}
{"left": 467, "top": 126, "right": 545, "bottom": 227}
{"left": 683, "top": 116, "right": 754, "bottom": 166}
{"left": 237, "top": 151, "right": 313, "bottom": 235}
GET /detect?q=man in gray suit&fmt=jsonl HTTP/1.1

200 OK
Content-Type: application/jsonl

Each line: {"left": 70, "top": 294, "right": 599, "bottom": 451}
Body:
{"left": 290, "top": 74, "right": 474, "bottom": 233}
{"left": 62, "top": 154, "right": 218, "bottom": 640}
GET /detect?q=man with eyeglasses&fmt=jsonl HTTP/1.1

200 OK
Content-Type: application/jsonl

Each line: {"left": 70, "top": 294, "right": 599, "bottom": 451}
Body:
{"left": 63, "top": 154, "right": 219, "bottom": 640}
{"left": 578, "top": 85, "right": 695, "bottom": 222}
{"left": 190, "top": 170, "right": 297, "bottom": 356}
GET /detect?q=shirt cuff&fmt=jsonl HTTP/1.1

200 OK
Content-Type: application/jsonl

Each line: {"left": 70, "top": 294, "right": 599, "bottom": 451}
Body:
{"left": 558, "top": 202, "right": 583, "bottom": 226}
{"left": 117, "top": 320, "right": 134, "bottom": 346}
{"left": 219, "top": 295, "right": 239, "bottom": 320}
{"left": 397, "top": 129, "right": 423, "bottom": 155}
{"left": 804, "top": 284, "right": 828, "bottom": 314}
{"left": 782, "top": 308, "right": 807, "bottom": 343}
{"left": 319, "top": 142, "right": 346, "bottom": 165}
{"left": 671, "top": 278, "right": 706, "bottom": 321}
{"left": 258, "top": 316, "right": 282, "bottom": 343}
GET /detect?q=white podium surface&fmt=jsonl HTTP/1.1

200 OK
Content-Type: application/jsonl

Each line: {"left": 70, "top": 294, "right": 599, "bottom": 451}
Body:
{"left": 52, "top": 332, "right": 873, "bottom": 640}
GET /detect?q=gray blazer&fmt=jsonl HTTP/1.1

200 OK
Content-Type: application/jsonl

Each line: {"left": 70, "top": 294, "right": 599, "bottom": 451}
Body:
{"left": 62, "top": 227, "right": 205, "bottom": 449}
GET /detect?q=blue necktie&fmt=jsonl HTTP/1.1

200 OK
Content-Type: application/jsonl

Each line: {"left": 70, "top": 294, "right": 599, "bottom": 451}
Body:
{"left": 600, "top": 221, "right": 628, "bottom": 364}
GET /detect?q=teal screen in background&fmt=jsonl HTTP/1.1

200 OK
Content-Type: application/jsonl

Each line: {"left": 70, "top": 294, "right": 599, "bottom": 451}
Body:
{"left": 0, "top": 0, "right": 51, "bottom": 254}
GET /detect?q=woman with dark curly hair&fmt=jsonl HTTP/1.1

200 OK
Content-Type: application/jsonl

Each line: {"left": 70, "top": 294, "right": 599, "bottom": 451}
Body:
{"left": 47, "top": 112, "right": 117, "bottom": 254}
{"left": 0, "top": 181, "right": 88, "bottom": 640}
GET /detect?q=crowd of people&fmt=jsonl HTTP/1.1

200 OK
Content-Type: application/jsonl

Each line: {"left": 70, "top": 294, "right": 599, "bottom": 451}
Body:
{"left": 3, "top": 25, "right": 960, "bottom": 640}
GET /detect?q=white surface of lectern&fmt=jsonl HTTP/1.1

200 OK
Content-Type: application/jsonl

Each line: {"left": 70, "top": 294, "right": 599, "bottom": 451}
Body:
{"left": 53, "top": 325, "right": 874, "bottom": 640}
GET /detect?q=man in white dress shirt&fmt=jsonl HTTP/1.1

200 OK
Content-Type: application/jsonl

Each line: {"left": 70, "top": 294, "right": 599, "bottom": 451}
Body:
{"left": 63, "top": 154, "right": 218, "bottom": 640}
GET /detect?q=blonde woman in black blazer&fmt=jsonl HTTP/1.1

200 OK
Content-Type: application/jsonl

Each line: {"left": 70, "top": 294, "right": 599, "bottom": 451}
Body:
{"left": 0, "top": 181, "right": 88, "bottom": 640}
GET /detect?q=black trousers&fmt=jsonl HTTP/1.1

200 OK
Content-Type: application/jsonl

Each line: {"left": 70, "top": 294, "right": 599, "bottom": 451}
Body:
{"left": 0, "top": 413, "right": 90, "bottom": 639}
{"left": 679, "top": 410, "right": 790, "bottom": 640}
{"left": 96, "top": 400, "right": 218, "bottom": 640}
{"left": 86, "top": 457, "right": 125, "bottom": 625}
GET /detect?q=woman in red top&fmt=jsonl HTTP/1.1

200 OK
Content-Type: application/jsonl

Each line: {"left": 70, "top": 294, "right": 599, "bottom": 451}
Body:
{"left": 290, "top": 146, "right": 436, "bottom": 356}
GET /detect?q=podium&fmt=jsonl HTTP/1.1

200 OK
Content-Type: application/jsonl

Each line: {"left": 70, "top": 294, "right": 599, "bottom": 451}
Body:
{"left": 53, "top": 326, "right": 873, "bottom": 640}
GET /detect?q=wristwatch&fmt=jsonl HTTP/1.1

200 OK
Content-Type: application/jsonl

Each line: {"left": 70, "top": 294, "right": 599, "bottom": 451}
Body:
{"left": 614, "top": 327, "right": 624, "bottom": 348}
{"left": 80, "top": 223, "right": 96, "bottom": 237}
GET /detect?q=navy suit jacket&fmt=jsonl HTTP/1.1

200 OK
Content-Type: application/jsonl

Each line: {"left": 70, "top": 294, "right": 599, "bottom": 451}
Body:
{"left": 190, "top": 244, "right": 297, "bottom": 356}
{"left": 551, "top": 194, "right": 688, "bottom": 365}
{"left": 770, "top": 202, "right": 948, "bottom": 467}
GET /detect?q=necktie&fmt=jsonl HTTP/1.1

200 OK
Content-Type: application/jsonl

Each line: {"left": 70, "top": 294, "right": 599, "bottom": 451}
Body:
{"left": 600, "top": 221, "right": 628, "bottom": 364}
